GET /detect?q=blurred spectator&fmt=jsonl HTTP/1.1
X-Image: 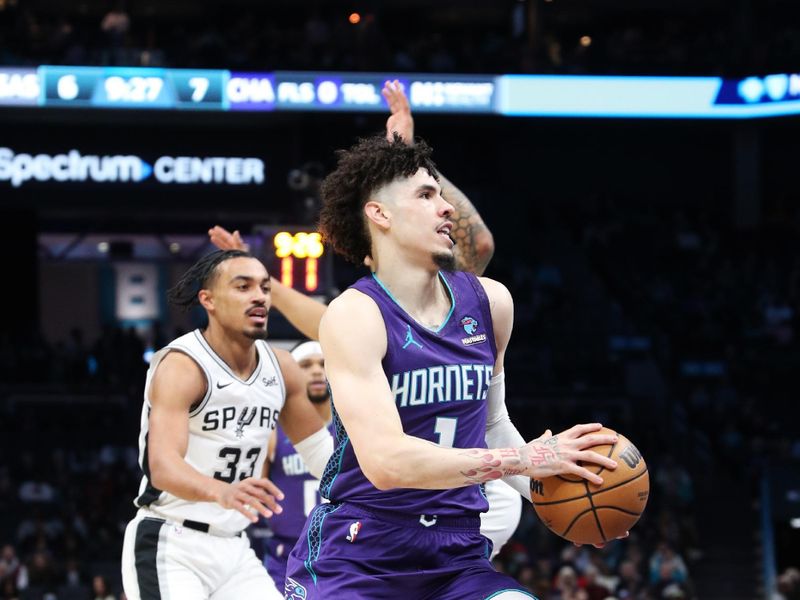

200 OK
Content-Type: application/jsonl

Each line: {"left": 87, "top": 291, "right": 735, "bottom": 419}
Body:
{"left": 99, "top": 0, "right": 130, "bottom": 58}
{"left": 772, "top": 566, "right": 800, "bottom": 600}
{"left": 24, "top": 551, "right": 59, "bottom": 593}
{"left": 553, "top": 565, "right": 588, "bottom": 600}
{"left": 92, "top": 575, "right": 115, "bottom": 600}
{"left": 0, "top": 577, "right": 18, "bottom": 600}
{"left": 581, "top": 564, "right": 613, "bottom": 600}
{"left": 654, "top": 456, "right": 693, "bottom": 510}
{"left": 614, "top": 559, "right": 646, "bottom": 599}
{"left": 649, "top": 542, "right": 689, "bottom": 595}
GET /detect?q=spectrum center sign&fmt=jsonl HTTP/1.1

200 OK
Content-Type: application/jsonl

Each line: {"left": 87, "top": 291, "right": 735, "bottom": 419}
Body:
{"left": 0, "top": 147, "right": 265, "bottom": 187}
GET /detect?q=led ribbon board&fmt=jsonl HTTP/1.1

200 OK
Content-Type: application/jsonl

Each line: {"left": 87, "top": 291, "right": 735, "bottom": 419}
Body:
{"left": 2, "top": 66, "right": 800, "bottom": 118}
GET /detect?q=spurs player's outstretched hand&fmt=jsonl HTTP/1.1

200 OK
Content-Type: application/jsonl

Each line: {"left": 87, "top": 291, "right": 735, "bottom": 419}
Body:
{"left": 208, "top": 225, "right": 248, "bottom": 251}
{"left": 217, "top": 477, "right": 285, "bottom": 523}
{"left": 520, "top": 423, "right": 618, "bottom": 485}
{"left": 382, "top": 79, "right": 414, "bottom": 144}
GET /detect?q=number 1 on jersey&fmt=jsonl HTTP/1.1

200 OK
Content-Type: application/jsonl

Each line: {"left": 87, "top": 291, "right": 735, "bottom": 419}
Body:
{"left": 434, "top": 417, "right": 458, "bottom": 448}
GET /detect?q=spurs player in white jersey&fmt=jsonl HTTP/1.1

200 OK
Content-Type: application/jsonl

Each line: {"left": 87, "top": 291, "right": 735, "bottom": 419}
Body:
{"left": 207, "top": 79, "right": 522, "bottom": 566}
{"left": 121, "top": 250, "right": 333, "bottom": 600}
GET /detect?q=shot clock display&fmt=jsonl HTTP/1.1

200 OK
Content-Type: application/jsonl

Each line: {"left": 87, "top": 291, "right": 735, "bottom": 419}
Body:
{"left": 252, "top": 228, "right": 327, "bottom": 294}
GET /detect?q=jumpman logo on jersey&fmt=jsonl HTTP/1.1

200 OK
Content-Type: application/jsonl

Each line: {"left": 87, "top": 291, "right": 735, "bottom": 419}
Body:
{"left": 402, "top": 324, "right": 423, "bottom": 350}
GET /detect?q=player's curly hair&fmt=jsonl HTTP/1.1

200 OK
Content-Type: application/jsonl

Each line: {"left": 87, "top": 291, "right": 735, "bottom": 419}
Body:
{"left": 167, "top": 249, "right": 253, "bottom": 311}
{"left": 318, "top": 133, "right": 439, "bottom": 264}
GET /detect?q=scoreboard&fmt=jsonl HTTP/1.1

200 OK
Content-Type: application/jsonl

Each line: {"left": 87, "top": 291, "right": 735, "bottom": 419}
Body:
{"left": 41, "top": 66, "right": 227, "bottom": 110}
{"left": 4, "top": 65, "right": 800, "bottom": 118}
{"left": 31, "top": 66, "right": 494, "bottom": 113}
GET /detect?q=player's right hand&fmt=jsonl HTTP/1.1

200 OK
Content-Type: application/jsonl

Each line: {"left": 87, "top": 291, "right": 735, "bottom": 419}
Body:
{"left": 208, "top": 225, "right": 249, "bottom": 251}
{"left": 217, "top": 477, "right": 284, "bottom": 522}
{"left": 521, "top": 423, "right": 619, "bottom": 485}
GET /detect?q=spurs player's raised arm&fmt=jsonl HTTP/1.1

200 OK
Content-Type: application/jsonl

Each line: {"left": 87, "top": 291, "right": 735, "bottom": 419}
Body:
{"left": 320, "top": 286, "right": 619, "bottom": 491}
{"left": 147, "top": 351, "right": 285, "bottom": 522}
{"left": 382, "top": 79, "right": 494, "bottom": 275}
{"left": 268, "top": 280, "right": 327, "bottom": 341}
{"left": 273, "top": 348, "right": 333, "bottom": 479}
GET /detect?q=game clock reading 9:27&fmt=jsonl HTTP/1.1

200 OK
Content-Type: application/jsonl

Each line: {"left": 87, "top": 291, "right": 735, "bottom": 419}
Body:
{"left": 40, "top": 66, "right": 226, "bottom": 110}
{"left": 257, "top": 229, "right": 327, "bottom": 294}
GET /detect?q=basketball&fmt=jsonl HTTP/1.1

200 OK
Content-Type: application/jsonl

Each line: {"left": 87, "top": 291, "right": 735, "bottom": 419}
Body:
{"left": 530, "top": 427, "right": 649, "bottom": 545}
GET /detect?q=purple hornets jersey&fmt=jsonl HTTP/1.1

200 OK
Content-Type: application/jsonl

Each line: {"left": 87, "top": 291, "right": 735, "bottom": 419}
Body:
{"left": 319, "top": 270, "right": 497, "bottom": 517}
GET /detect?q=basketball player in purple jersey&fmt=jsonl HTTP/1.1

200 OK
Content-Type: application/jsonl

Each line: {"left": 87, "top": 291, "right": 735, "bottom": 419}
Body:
{"left": 282, "top": 135, "right": 620, "bottom": 599}
{"left": 210, "top": 83, "right": 523, "bottom": 566}
{"left": 260, "top": 341, "right": 331, "bottom": 589}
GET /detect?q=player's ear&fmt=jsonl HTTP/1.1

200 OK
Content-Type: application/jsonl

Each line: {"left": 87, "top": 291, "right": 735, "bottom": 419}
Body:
{"left": 198, "top": 288, "right": 214, "bottom": 311}
{"left": 364, "top": 200, "right": 391, "bottom": 231}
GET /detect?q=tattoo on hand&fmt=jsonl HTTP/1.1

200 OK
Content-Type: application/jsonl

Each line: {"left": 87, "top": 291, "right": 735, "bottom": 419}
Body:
{"left": 526, "top": 444, "right": 559, "bottom": 466}
{"left": 544, "top": 436, "right": 558, "bottom": 446}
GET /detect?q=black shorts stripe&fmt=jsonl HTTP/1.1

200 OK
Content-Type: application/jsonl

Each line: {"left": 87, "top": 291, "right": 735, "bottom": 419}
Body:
{"left": 134, "top": 517, "right": 164, "bottom": 600}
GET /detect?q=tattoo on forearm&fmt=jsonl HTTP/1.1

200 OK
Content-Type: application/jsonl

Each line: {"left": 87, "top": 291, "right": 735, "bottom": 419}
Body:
{"left": 458, "top": 448, "right": 525, "bottom": 485}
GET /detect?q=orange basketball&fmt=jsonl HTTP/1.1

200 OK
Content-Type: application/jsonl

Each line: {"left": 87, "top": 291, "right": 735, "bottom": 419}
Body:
{"left": 530, "top": 427, "right": 649, "bottom": 545}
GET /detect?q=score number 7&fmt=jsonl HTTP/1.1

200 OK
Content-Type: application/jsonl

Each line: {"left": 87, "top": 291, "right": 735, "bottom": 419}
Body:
{"left": 188, "top": 77, "right": 209, "bottom": 102}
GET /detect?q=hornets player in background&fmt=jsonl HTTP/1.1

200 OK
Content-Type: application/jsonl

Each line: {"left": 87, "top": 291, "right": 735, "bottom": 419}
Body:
{"left": 120, "top": 250, "right": 333, "bottom": 600}
{"left": 282, "top": 135, "right": 621, "bottom": 599}
{"left": 259, "top": 341, "right": 331, "bottom": 589}
{"left": 209, "top": 80, "right": 523, "bottom": 563}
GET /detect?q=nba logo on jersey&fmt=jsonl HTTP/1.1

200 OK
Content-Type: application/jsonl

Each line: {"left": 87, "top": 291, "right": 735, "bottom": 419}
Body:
{"left": 285, "top": 577, "right": 308, "bottom": 599}
{"left": 346, "top": 521, "right": 362, "bottom": 542}
{"left": 460, "top": 316, "right": 478, "bottom": 335}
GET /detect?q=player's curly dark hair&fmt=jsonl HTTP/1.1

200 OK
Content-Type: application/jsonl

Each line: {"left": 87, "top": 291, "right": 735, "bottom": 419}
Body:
{"left": 318, "top": 133, "right": 439, "bottom": 264}
{"left": 167, "top": 249, "right": 253, "bottom": 311}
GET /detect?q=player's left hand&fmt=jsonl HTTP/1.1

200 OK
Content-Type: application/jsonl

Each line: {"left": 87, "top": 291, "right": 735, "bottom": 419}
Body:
{"left": 208, "top": 225, "right": 249, "bottom": 251}
{"left": 574, "top": 531, "right": 630, "bottom": 549}
{"left": 382, "top": 80, "right": 414, "bottom": 145}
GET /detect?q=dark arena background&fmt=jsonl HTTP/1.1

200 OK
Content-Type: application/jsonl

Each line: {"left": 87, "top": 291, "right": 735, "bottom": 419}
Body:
{"left": 1, "top": 0, "right": 800, "bottom": 598}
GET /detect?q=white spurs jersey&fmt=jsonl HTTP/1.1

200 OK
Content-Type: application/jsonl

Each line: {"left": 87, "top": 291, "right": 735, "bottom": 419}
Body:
{"left": 134, "top": 329, "right": 285, "bottom": 534}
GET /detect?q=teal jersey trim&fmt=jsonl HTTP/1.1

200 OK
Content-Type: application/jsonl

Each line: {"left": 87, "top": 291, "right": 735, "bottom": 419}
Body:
{"left": 371, "top": 271, "right": 456, "bottom": 333}
{"left": 304, "top": 503, "right": 342, "bottom": 585}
